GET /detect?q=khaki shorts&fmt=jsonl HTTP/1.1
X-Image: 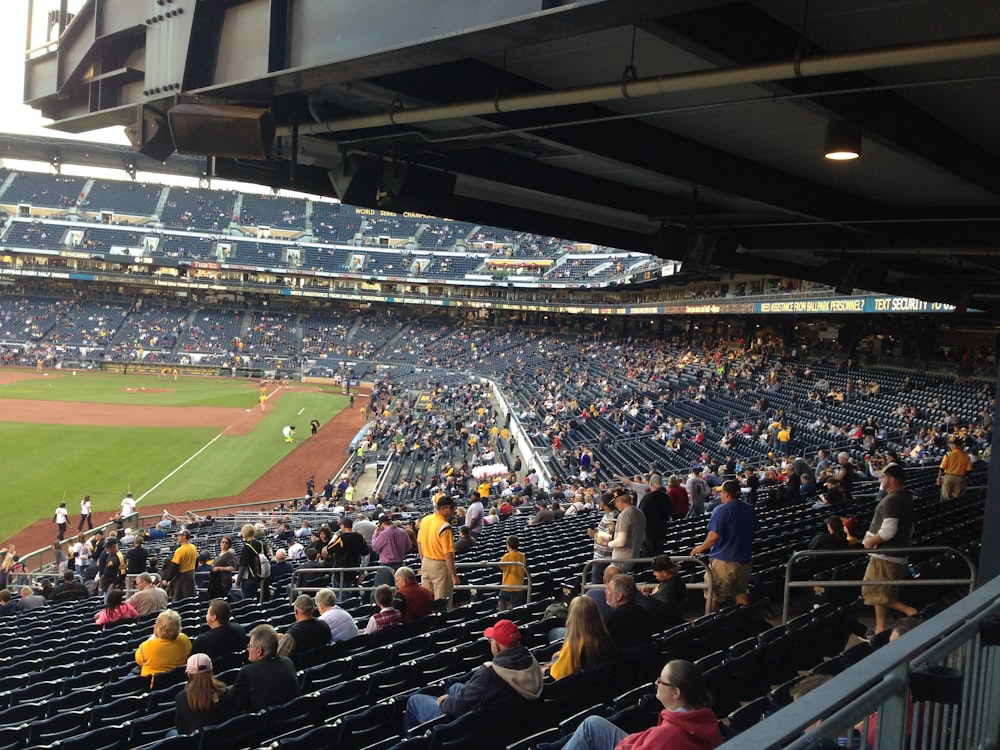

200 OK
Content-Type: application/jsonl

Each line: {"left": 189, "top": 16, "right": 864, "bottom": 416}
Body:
{"left": 862, "top": 556, "right": 906, "bottom": 605}
{"left": 420, "top": 558, "right": 453, "bottom": 603}
{"left": 940, "top": 474, "right": 966, "bottom": 501}
{"left": 704, "top": 559, "right": 751, "bottom": 604}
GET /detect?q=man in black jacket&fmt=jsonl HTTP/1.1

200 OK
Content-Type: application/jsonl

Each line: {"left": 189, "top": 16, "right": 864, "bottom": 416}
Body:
{"left": 278, "top": 594, "right": 331, "bottom": 658}
{"left": 192, "top": 599, "right": 247, "bottom": 659}
{"left": 50, "top": 570, "right": 89, "bottom": 603}
{"left": 403, "top": 619, "right": 543, "bottom": 730}
{"left": 638, "top": 473, "right": 670, "bottom": 557}
{"left": 100, "top": 537, "right": 126, "bottom": 594}
{"left": 605, "top": 573, "right": 654, "bottom": 648}
{"left": 228, "top": 624, "right": 300, "bottom": 711}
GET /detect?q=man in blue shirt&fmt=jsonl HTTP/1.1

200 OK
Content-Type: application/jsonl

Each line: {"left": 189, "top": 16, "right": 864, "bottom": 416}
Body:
{"left": 690, "top": 479, "right": 758, "bottom": 610}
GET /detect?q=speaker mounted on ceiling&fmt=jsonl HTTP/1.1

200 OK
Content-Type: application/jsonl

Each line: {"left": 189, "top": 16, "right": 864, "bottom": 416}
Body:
{"left": 124, "top": 104, "right": 175, "bottom": 163}
{"left": 168, "top": 103, "right": 275, "bottom": 161}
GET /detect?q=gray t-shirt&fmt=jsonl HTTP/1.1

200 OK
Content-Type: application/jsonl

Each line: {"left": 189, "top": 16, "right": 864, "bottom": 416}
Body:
{"left": 466, "top": 500, "right": 484, "bottom": 535}
{"left": 686, "top": 476, "right": 710, "bottom": 514}
{"left": 18, "top": 594, "right": 46, "bottom": 612}
{"left": 612, "top": 504, "right": 646, "bottom": 568}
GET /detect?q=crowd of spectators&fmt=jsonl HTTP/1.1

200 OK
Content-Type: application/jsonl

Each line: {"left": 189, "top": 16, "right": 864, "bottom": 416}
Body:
{"left": 160, "top": 187, "right": 238, "bottom": 232}
{"left": 1, "top": 170, "right": 654, "bottom": 282}
{"left": 0, "top": 327, "right": 988, "bottom": 746}
{"left": 0, "top": 171, "right": 994, "bottom": 748}
{"left": 237, "top": 193, "right": 308, "bottom": 230}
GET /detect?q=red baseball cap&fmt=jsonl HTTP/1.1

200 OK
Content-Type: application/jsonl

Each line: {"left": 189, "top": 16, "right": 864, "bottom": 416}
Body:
{"left": 483, "top": 619, "right": 521, "bottom": 648}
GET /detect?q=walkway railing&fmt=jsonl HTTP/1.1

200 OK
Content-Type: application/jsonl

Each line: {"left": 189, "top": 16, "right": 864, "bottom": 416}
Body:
{"left": 781, "top": 545, "right": 978, "bottom": 624}
{"left": 720, "top": 574, "right": 1000, "bottom": 750}
{"left": 580, "top": 555, "right": 715, "bottom": 616}
{"left": 288, "top": 559, "right": 531, "bottom": 605}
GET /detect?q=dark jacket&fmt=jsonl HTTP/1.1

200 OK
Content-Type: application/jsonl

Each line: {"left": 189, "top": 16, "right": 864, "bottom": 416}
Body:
{"left": 283, "top": 618, "right": 332, "bottom": 657}
{"left": 808, "top": 532, "right": 849, "bottom": 551}
{"left": 606, "top": 602, "right": 654, "bottom": 648}
{"left": 50, "top": 580, "right": 90, "bottom": 603}
{"left": 439, "top": 645, "right": 543, "bottom": 717}
{"left": 329, "top": 531, "right": 368, "bottom": 570}
{"left": 174, "top": 688, "right": 235, "bottom": 735}
{"left": 228, "top": 655, "right": 300, "bottom": 712}
{"left": 192, "top": 622, "right": 248, "bottom": 660}
{"left": 638, "top": 488, "right": 671, "bottom": 555}
{"left": 642, "top": 574, "right": 687, "bottom": 626}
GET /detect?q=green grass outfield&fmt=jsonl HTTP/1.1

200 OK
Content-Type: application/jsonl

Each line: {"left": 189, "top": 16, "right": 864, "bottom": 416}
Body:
{"left": 0, "top": 371, "right": 350, "bottom": 540}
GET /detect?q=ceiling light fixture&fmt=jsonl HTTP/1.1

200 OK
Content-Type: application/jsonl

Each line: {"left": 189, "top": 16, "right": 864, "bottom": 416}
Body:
{"left": 824, "top": 121, "right": 861, "bottom": 161}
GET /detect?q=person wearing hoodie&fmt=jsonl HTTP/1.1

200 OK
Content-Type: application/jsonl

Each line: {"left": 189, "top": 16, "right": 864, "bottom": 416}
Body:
{"left": 561, "top": 659, "right": 722, "bottom": 750}
{"left": 403, "top": 619, "right": 543, "bottom": 730}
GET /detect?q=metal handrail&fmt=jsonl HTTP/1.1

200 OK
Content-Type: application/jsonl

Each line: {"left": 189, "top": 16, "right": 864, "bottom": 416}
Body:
{"left": 720, "top": 574, "right": 1000, "bottom": 750}
{"left": 781, "top": 545, "right": 978, "bottom": 623}
{"left": 455, "top": 559, "right": 531, "bottom": 602}
{"left": 580, "top": 555, "right": 715, "bottom": 616}
{"left": 287, "top": 559, "right": 532, "bottom": 604}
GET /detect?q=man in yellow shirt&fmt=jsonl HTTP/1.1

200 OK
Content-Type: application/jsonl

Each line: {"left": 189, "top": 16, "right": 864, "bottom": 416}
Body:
{"left": 166, "top": 529, "right": 198, "bottom": 602}
{"left": 417, "top": 496, "right": 460, "bottom": 607}
{"left": 938, "top": 436, "right": 972, "bottom": 501}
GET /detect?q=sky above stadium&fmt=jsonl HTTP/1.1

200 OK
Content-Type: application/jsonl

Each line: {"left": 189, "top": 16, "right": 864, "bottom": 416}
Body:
{"left": 0, "top": 1, "right": 300, "bottom": 195}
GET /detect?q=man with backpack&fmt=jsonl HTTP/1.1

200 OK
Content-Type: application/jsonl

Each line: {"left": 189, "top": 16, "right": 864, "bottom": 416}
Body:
{"left": 237, "top": 524, "right": 270, "bottom": 602}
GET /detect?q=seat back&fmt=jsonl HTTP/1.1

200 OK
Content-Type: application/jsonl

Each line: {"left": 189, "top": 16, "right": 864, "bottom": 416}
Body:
{"left": 59, "top": 722, "right": 129, "bottom": 750}
{"left": 127, "top": 708, "right": 176, "bottom": 744}
{"left": 333, "top": 702, "right": 399, "bottom": 749}
{"left": 196, "top": 712, "right": 264, "bottom": 750}
{"left": 426, "top": 708, "right": 486, "bottom": 750}
{"left": 26, "top": 708, "right": 91, "bottom": 745}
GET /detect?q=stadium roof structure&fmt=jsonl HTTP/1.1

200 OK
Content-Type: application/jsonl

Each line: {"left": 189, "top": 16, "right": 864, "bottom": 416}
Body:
{"left": 22, "top": 0, "right": 1000, "bottom": 314}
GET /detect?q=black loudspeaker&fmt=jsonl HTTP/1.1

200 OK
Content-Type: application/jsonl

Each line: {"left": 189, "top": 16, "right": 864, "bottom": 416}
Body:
{"left": 328, "top": 154, "right": 383, "bottom": 207}
{"left": 834, "top": 263, "right": 859, "bottom": 295}
{"left": 645, "top": 226, "right": 686, "bottom": 262}
{"left": 168, "top": 104, "right": 275, "bottom": 160}
{"left": 377, "top": 163, "right": 456, "bottom": 213}
{"left": 124, "top": 114, "right": 175, "bottom": 162}
{"left": 681, "top": 230, "right": 717, "bottom": 274}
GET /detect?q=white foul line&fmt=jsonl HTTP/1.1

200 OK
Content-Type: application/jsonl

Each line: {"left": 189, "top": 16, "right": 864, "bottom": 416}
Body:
{"left": 297, "top": 407, "right": 305, "bottom": 415}
{"left": 136, "top": 428, "right": 229, "bottom": 503}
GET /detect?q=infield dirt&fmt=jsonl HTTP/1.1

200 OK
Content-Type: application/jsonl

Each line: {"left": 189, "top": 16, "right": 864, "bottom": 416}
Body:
{"left": 1, "top": 369, "right": 367, "bottom": 552}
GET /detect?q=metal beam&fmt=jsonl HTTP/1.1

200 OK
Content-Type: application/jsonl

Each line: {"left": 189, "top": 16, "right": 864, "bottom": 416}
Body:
{"left": 282, "top": 34, "right": 1000, "bottom": 136}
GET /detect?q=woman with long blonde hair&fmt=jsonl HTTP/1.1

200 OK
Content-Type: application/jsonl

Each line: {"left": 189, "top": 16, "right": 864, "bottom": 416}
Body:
{"left": 547, "top": 595, "right": 618, "bottom": 680}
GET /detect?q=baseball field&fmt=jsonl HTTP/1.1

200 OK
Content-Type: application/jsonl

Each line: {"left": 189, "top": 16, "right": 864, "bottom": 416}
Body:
{"left": 0, "top": 368, "right": 357, "bottom": 544}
